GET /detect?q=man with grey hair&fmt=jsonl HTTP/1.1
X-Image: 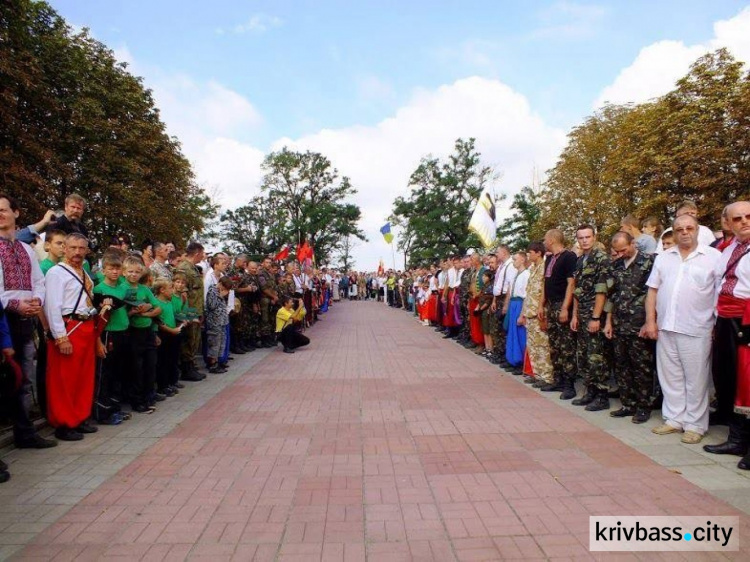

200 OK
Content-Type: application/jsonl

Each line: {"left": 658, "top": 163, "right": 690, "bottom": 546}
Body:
{"left": 642, "top": 214, "right": 720, "bottom": 444}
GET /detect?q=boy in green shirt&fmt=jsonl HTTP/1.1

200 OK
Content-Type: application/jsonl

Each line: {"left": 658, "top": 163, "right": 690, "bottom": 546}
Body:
{"left": 39, "top": 230, "right": 66, "bottom": 276}
{"left": 123, "top": 256, "right": 162, "bottom": 413}
{"left": 92, "top": 250, "right": 130, "bottom": 424}
{"left": 152, "top": 278, "right": 186, "bottom": 397}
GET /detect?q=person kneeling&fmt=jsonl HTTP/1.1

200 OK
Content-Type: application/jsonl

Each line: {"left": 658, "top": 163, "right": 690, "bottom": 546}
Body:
{"left": 276, "top": 297, "right": 309, "bottom": 354}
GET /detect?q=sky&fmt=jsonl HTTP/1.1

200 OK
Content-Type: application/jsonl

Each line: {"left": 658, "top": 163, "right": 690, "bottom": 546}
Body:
{"left": 50, "top": 0, "right": 750, "bottom": 269}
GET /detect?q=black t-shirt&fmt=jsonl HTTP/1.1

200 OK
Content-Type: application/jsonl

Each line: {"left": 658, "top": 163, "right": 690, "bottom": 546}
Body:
{"left": 544, "top": 250, "right": 577, "bottom": 303}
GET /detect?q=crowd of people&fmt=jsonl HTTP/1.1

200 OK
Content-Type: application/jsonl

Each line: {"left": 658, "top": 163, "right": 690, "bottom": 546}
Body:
{"left": 376, "top": 199, "right": 750, "bottom": 472}
{"left": 0, "top": 193, "right": 335, "bottom": 483}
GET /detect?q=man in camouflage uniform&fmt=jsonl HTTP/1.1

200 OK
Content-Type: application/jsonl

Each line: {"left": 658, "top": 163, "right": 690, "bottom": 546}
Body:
{"left": 257, "top": 257, "right": 279, "bottom": 347}
{"left": 570, "top": 225, "right": 611, "bottom": 411}
{"left": 227, "top": 254, "right": 249, "bottom": 354}
{"left": 177, "top": 242, "right": 206, "bottom": 381}
{"left": 243, "top": 261, "right": 262, "bottom": 348}
{"left": 604, "top": 232, "right": 655, "bottom": 424}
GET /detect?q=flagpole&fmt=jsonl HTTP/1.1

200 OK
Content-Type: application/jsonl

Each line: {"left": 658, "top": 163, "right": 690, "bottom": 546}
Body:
{"left": 390, "top": 240, "right": 397, "bottom": 272}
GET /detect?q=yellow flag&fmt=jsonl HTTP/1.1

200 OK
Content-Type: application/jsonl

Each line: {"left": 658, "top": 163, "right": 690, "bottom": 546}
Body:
{"left": 468, "top": 189, "right": 497, "bottom": 249}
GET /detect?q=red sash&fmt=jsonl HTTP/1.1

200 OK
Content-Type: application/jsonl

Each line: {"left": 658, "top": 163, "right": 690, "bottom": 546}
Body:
{"left": 718, "top": 294, "right": 747, "bottom": 319}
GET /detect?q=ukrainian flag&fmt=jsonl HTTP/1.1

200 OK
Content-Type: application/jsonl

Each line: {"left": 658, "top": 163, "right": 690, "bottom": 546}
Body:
{"left": 380, "top": 223, "right": 394, "bottom": 244}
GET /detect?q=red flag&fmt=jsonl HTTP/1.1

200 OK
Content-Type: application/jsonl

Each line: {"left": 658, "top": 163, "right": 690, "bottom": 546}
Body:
{"left": 274, "top": 245, "right": 290, "bottom": 261}
{"left": 296, "top": 241, "right": 313, "bottom": 262}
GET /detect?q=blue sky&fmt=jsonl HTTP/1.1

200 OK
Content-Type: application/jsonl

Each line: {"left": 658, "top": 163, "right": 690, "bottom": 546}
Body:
{"left": 49, "top": 0, "right": 750, "bottom": 267}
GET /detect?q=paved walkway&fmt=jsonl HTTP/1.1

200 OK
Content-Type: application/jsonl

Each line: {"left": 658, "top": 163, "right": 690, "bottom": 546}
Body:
{"left": 6, "top": 302, "right": 750, "bottom": 560}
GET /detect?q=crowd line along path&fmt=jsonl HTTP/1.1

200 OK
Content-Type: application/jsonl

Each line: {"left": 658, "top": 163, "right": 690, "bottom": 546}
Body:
{"left": 10, "top": 301, "right": 750, "bottom": 561}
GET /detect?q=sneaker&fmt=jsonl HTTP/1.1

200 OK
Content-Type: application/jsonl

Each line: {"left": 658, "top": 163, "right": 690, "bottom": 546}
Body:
{"left": 132, "top": 404, "right": 156, "bottom": 414}
{"left": 174, "top": 382, "right": 185, "bottom": 389}
{"left": 153, "top": 392, "right": 167, "bottom": 402}
{"left": 632, "top": 409, "right": 651, "bottom": 424}
{"left": 14, "top": 434, "right": 58, "bottom": 449}
{"left": 76, "top": 421, "right": 98, "bottom": 434}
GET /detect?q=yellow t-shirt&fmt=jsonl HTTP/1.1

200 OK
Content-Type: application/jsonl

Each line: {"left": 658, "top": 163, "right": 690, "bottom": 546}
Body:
{"left": 275, "top": 305, "right": 306, "bottom": 332}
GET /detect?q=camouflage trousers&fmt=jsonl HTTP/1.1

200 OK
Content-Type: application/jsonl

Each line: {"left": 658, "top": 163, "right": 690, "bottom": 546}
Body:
{"left": 575, "top": 316, "right": 609, "bottom": 391}
{"left": 526, "top": 317, "right": 553, "bottom": 383}
{"left": 492, "top": 306, "right": 507, "bottom": 358}
{"left": 613, "top": 332, "right": 655, "bottom": 410}
{"left": 545, "top": 300, "right": 577, "bottom": 381}
{"left": 179, "top": 323, "right": 201, "bottom": 365}
{"left": 459, "top": 295, "right": 471, "bottom": 338}
{"left": 259, "top": 298, "right": 274, "bottom": 337}
{"left": 235, "top": 299, "right": 260, "bottom": 341}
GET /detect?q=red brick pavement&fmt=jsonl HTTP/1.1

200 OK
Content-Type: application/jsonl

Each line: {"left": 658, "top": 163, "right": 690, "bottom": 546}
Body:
{"left": 18, "top": 303, "right": 750, "bottom": 560}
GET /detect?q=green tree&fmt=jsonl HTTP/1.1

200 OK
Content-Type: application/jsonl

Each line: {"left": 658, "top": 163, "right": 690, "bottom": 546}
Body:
{"left": 391, "top": 138, "right": 498, "bottom": 266}
{"left": 0, "top": 0, "right": 216, "bottom": 248}
{"left": 260, "top": 147, "right": 365, "bottom": 264}
{"left": 497, "top": 186, "right": 542, "bottom": 251}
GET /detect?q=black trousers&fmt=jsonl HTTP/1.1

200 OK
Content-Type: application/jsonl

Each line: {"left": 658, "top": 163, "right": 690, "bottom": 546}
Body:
{"left": 713, "top": 317, "right": 740, "bottom": 420}
{"left": 277, "top": 326, "right": 310, "bottom": 350}
{"left": 5, "top": 314, "right": 37, "bottom": 442}
{"left": 129, "top": 327, "right": 157, "bottom": 408}
{"left": 95, "top": 330, "right": 128, "bottom": 421}
{"left": 157, "top": 331, "right": 181, "bottom": 390}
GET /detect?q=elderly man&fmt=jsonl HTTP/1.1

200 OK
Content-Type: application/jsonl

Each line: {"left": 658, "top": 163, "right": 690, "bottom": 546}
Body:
{"left": 642, "top": 215, "right": 721, "bottom": 444}
{"left": 44, "top": 233, "right": 99, "bottom": 441}
{"left": 604, "top": 232, "right": 655, "bottom": 424}
{"left": 655, "top": 200, "right": 716, "bottom": 253}
{"left": 704, "top": 201, "right": 750, "bottom": 468}
{"left": 0, "top": 194, "right": 56, "bottom": 449}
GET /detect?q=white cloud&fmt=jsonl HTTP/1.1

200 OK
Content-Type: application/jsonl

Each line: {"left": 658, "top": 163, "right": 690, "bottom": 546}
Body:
{"left": 356, "top": 75, "right": 396, "bottom": 102}
{"left": 216, "top": 14, "right": 283, "bottom": 35}
{"left": 273, "top": 77, "right": 566, "bottom": 268}
{"left": 532, "top": 1, "right": 608, "bottom": 40}
{"left": 595, "top": 6, "right": 750, "bottom": 107}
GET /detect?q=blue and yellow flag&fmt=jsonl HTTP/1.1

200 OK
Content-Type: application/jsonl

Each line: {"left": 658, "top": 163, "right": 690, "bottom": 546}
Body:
{"left": 380, "top": 223, "right": 394, "bottom": 244}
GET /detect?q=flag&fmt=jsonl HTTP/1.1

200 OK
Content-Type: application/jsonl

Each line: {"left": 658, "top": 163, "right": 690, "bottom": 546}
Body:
{"left": 468, "top": 189, "right": 497, "bottom": 249}
{"left": 274, "top": 245, "right": 290, "bottom": 261}
{"left": 380, "top": 223, "right": 394, "bottom": 244}
{"left": 377, "top": 259, "right": 384, "bottom": 276}
{"left": 297, "top": 240, "right": 313, "bottom": 262}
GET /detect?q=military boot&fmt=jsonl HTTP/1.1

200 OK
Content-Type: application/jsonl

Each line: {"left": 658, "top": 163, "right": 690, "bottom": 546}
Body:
{"left": 559, "top": 376, "right": 577, "bottom": 400}
{"left": 584, "top": 389, "right": 610, "bottom": 412}
{"left": 572, "top": 385, "right": 596, "bottom": 406}
{"left": 539, "top": 375, "right": 564, "bottom": 392}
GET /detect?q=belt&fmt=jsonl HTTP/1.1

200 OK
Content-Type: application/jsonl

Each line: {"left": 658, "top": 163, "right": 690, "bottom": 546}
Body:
{"left": 63, "top": 313, "right": 94, "bottom": 322}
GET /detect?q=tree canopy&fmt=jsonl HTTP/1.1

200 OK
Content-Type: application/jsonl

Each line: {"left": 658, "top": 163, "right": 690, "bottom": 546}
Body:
{"left": 391, "top": 138, "right": 500, "bottom": 266}
{"left": 536, "top": 48, "right": 750, "bottom": 242}
{"left": 0, "top": 0, "right": 216, "bottom": 248}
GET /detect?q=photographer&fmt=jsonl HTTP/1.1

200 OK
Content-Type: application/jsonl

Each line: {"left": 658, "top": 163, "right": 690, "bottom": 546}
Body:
{"left": 275, "top": 295, "right": 309, "bottom": 354}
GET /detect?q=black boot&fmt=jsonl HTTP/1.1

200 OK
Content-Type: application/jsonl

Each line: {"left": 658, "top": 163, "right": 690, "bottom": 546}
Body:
{"left": 704, "top": 415, "right": 750, "bottom": 456}
{"left": 230, "top": 344, "right": 246, "bottom": 355}
{"left": 559, "top": 376, "right": 577, "bottom": 400}
{"left": 181, "top": 362, "right": 203, "bottom": 382}
{"left": 572, "top": 385, "right": 596, "bottom": 406}
{"left": 540, "top": 375, "right": 564, "bottom": 392}
{"left": 584, "top": 389, "right": 610, "bottom": 412}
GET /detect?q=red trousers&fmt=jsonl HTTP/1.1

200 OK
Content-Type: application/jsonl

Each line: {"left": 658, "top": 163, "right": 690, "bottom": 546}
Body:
{"left": 46, "top": 319, "right": 96, "bottom": 429}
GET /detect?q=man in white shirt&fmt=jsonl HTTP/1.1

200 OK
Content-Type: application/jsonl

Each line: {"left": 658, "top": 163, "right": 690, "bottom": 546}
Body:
{"left": 491, "top": 245, "right": 516, "bottom": 365}
{"left": 641, "top": 215, "right": 721, "bottom": 443}
{"left": 704, "top": 201, "right": 750, "bottom": 469}
{"left": 0, "top": 194, "right": 56, "bottom": 450}
{"left": 655, "top": 200, "right": 716, "bottom": 253}
{"left": 44, "top": 233, "right": 100, "bottom": 442}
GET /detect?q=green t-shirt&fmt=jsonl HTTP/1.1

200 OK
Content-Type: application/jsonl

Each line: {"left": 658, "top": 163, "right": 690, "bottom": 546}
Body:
{"left": 172, "top": 295, "right": 183, "bottom": 315}
{"left": 93, "top": 280, "right": 129, "bottom": 332}
{"left": 40, "top": 258, "right": 58, "bottom": 276}
{"left": 128, "top": 284, "right": 162, "bottom": 329}
{"left": 157, "top": 296, "right": 177, "bottom": 329}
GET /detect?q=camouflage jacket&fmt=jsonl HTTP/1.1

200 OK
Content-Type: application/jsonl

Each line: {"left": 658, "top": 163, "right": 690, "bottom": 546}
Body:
{"left": 176, "top": 260, "right": 205, "bottom": 314}
{"left": 573, "top": 248, "right": 610, "bottom": 317}
{"left": 257, "top": 267, "right": 278, "bottom": 300}
{"left": 605, "top": 251, "right": 654, "bottom": 335}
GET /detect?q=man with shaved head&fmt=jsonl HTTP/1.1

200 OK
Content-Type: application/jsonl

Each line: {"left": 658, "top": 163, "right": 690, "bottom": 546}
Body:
{"left": 603, "top": 231, "right": 655, "bottom": 424}
{"left": 704, "top": 201, "right": 750, "bottom": 469}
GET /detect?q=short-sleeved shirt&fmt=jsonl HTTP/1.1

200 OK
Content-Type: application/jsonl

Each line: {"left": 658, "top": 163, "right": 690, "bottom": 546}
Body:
{"left": 544, "top": 250, "right": 577, "bottom": 303}
{"left": 40, "top": 258, "right": 57, "bottom": 276}
{"left": 157, "top": 297, "right": 176, "bottom": 328}
{"left": 93, "top": 280, "right": 129, "bottom": 332}
{"left": 645, "top": 244, "right": 721, "bottom": 336}
{"left": 128, "top": 284, "right": 162, "bottom": 329}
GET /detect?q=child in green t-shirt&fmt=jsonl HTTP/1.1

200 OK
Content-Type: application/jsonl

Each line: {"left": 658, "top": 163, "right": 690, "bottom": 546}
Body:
{"left": 91, "top": 249, "right": 130, "bottom": 424}
{"left": 152, "top": 278, "right": 186, "bottom": 397}
{"left": 123, "top": 256, "right": 162, "bottom": 413}
{"left": 39, "top": 230, "right": 66, "bottom": 276}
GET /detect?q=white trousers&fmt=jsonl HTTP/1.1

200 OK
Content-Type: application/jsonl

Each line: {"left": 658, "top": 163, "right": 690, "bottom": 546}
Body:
{"left": 656, "top": 330, "right": 712, "bottom": 434}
